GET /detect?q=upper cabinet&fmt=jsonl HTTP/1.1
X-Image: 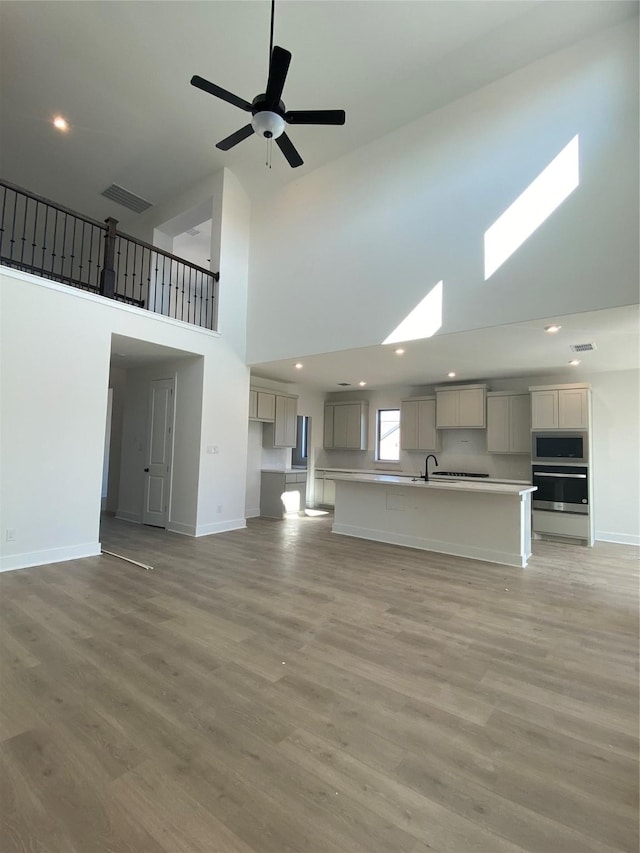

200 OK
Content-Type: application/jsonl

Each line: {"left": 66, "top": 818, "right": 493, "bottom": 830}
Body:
{"left": 486, "top": 393, "right": 530, "bottom": 454}
{"left": 324, "top": 401, "right": 368, "bottom": 450}
{"left": 249, "top": 387, "right": 276, "bottom": 422}
{"left": 435, "top": 385, "right": 486, "bottom": 429}
{"left": 530, "top": 385, "right": 589, "bottom": 430}
{"left": 263, "top": 394, "right": 298, "bottom": 447}
{"left": 400, "top": 397, "right": 439, "bottom": 451}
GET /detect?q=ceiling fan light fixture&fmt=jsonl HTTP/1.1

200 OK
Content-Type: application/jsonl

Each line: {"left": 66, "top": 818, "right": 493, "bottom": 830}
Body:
{"left": 251, "top": 110, "right": 285, "bottom": 139}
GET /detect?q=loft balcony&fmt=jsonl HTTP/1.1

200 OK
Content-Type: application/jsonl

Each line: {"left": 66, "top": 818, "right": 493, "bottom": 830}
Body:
{"left": 0, "top": 179, "right": 219, "bottom": 331}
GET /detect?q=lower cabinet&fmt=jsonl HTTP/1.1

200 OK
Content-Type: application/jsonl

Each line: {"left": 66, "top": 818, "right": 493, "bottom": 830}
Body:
{"left": 486, "top": 392, "right": 530, "bottom": 453}
{"left": 314, "top": 473, "right": 336, "bottom": 508}
{"left": 260, "top": 471, "right": 307, "bottom": 518}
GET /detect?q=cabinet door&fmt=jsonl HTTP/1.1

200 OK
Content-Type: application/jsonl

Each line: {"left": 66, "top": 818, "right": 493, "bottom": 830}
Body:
{"left": 345, "top": 403, "right": 364, "bottom": 449}
{"left": 531, "top": 391, "right": 558, "bottom": 429}
{"left": 558, "top": 389, "right": 588, "bottom": 429}
{"left": 332, "top": 405, "right": 350, "bottom": 448}
{"left": 400, "top": 401, "right": 419, "bottom": 450}
{"left": 436, "top": 390, "right": 459, "bottom": 428}
{"left": 458, "top": 388, "right": 485, "bottom": 428}
{"left": 417, "top": 400, "right": 438, "bottom": 450}
{"left": 486, "top": 396, "right": 510, "bottom": 452}
{"left": 323, "top": 405, "right": 334, "bottom": 448}
{"left": 272, "top": 395, "right": 297, "bottom": 447}
{"left": 284, "top": 396, "right": 297, "bottom": 446}
{"left": 314, "top": 477, "right": 324, "bottom": 506}
{"left": 323, "top": 478, "right": 336, "bottom": 506}
{"left": 509, "top": 395, "right": 531, "bottom": 453}
{"left": 249, "top": 390, "right": 257, "bottom": 420}
{"left": 256, "top": 391, "right": 275, "bottom": 421}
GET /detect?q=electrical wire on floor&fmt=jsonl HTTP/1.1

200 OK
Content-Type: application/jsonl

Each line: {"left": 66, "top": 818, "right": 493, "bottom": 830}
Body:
{"left": 101, "top": 549, "right": 154, "bottom": 571}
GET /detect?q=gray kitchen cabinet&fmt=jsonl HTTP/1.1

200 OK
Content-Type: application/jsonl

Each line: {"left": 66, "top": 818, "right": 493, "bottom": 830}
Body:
{"left": 436, "top": 385, "right": 486, "bottom": 428}
{"left": 263, "top": 394, "right": 298, "bottom": 447}
{"left": 248, "top": 387, "right": 276, "bottom": 422}
{"left": 530, "top": 385, "right": 589, "bottom": 429}
{"left": 314, "top": 471, "right": 336, "bottom": 507}
{"left": 260, "top": 470, "right": 307, "bottom": 518}
{"left": 486, "top": 392, "right": 530, "bottom": 453}
{"left": 324, "top": 401, "right": 368, "bottom": 450}
{"left": 400, "top": 397, "right": 439, "bottom": 451}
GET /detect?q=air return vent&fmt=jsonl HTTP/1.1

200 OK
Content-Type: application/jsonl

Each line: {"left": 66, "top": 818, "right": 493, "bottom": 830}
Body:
{"left": 570, "top": 342, "right": 597, "bottom": 353}
{"left": 101, "top": 184, "right": 152, "bottom": 214}
{"left": 185, "top": 228, "right": 200, "bottom": 237}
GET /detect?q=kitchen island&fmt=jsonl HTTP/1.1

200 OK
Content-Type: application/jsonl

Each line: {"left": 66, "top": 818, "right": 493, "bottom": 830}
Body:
{"left": 331, "top": 473, "right": 536, "bottom": 568}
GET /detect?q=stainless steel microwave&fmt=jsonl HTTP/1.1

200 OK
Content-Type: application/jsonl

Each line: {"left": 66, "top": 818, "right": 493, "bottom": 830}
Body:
{"left": 531, "top": 431, "right": 588, "bottom": 464}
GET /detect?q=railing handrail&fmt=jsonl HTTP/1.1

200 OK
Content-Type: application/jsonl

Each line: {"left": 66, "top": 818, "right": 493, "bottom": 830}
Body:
{"left": 115, "top": 229, "right": 218, "bottom": 279}
{"left": 0, "top": 177, "right": 218, "bottom": 280}
{"left": 0, "top": 178, "right": 107, "bottom": 230}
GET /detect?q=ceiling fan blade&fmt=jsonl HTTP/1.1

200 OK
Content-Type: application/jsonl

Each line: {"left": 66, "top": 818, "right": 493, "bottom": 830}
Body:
{"left": 216, "top": 124, "right": 255, "bottom": 151}
{"left": 190, "top": 75, "right": 252, "bottom": 112}
{"left": 285, "top": 110, "right": 346, "bottom": 126}
{"left": 275, "top": 132, "right": 303, "bottom": 168}
{"left": 265, "top": 46, "right": 291, "bottom": 108}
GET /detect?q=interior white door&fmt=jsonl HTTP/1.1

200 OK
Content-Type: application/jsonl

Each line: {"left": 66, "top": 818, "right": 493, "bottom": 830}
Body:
{"left": 143, "top": 377, "right": 175, "bottom": 527}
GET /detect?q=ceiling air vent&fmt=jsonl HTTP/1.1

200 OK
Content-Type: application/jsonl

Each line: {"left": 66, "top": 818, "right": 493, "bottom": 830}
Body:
{"left": 570, "top": 342, "right": 597, "bottom": 353}
{"left": 185, "top": 228, "right": 200, "bottom": 237}
{"left": 337, "top": 382, "right": 351, "bottom": 387}
{"left": 101, "top": 184, "right": 152, "bottom": 214}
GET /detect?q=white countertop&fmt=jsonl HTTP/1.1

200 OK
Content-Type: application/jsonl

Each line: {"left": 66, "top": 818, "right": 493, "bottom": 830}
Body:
{"left": 261, "top": 468, "right": 308, "bottom": 474}
{"left": 330, "top": 472, "right": 536, "bottom": 497}
{"left": 315, "top": 467, "right": 531, "bottom": 486}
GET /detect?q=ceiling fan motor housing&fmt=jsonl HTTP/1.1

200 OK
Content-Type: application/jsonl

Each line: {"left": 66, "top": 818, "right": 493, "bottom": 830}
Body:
{"left": 251, "top": 95, "right": 286, "bottom": 139}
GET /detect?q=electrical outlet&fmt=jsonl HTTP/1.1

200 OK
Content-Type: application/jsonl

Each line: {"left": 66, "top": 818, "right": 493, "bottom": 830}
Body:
{"left": 216, "top": 505, "right": 222, "bottom": 514}
{"left": 206, "top": 445, "right": 220, "bottom": 455}
{"left": 5, "top": 529, "right": 16, "bottom": 542}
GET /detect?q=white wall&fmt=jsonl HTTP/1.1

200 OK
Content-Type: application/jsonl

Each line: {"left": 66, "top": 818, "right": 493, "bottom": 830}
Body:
{"left": 247, "top": 22, "right": 639, "bottom": 364}
{"left": 0, "top": 269, "right": 250, "bottom": 571}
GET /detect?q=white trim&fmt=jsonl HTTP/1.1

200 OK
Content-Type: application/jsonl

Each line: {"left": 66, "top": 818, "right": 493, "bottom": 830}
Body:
{"left": 195, "top": 519, "right": 247, "bottom": 537}
{"left": 0, "top": 266, "right": 221, "bottom": 340}
{"left": 166, "top": 521, "right": 197, "bottom": 536}
{"left": 0, "top": 542, "right": 101, "bottom": 573}
{"left": 245, "top": 507, "right": 261, "bottom": 519}
{"left": 115, "top": 510, "right": 142, "bottom": 524}
{"left": 595, "top": 530, "right": 640, "bottom": 547}
{"left": 331, "top": 522, "right": 529, "bottom": 568}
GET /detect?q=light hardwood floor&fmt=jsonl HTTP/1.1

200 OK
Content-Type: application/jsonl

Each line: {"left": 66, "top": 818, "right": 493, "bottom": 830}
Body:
{"left": 1, "top": 513, "right": 638, "bottom": 852}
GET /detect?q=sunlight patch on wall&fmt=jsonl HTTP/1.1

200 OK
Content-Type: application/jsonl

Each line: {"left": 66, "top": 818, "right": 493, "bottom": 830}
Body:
{"left": 484, "top": 135, "right": 580, "bottom": 280}
{"left": 383, "top": 280, "right": 443, "bottom": 344}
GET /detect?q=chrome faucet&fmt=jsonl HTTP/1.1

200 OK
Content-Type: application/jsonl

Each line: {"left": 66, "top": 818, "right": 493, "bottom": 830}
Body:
{"left": 424, "top": 454, "right": 439, "bottom": 482}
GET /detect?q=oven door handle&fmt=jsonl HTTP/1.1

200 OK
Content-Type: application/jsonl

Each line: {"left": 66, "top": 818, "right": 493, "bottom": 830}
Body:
{"left": 534, "top": 472, "right": 587, "bottom": 479}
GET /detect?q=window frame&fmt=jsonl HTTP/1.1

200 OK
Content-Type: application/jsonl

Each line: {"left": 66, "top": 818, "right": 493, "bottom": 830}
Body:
{"left": 376, "top": 407, "right": 401, "bottom": 463}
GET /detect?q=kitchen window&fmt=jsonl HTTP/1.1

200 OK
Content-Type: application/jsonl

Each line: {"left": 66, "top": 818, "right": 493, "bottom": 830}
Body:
{"left": 376, "top": 408, "right": 400, "bottom": 462}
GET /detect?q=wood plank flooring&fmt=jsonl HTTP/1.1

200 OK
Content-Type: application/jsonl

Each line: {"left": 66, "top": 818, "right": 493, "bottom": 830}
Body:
{"left": 1, "top": 513, "right": 638, "bottom": 852}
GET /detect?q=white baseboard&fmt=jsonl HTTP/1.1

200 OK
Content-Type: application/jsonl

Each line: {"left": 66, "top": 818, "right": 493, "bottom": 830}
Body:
{"left": 166, "top": 521, "right": 197, "bottom": 536}
{"left": 0, "top": 542, "right": 102, "bottom": 573}
{"left": 115, "top": 510, "right": 142, "bottom": 524}
{"left": 595, "top": 530, "right": 640, "bottom": 547}
{"left": 245, "top": 507, "right": 261, "bottom": 519}
{"left": 331, "top": 522, "right": 528, "bottom": 568}
{"left": 196, "top": 518, "right": 247, "bottom": 537}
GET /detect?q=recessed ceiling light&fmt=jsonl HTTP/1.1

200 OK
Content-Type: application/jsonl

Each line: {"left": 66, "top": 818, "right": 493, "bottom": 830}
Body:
{"left": 359, "top": 381, "right": 367, "bottom": 387}
{"left": 447, "top": 371, "right": 456, "bottom": 378}
{"left": 545, "top": 324, "right": 562, "bottom": 333}
{"left": 394, "top": 348, "right": 405, "bottom": 355}
{"left": 53, "top": 115, "right": 69, "bottom": 132}
{"left": 568, "top": 359, "right": 581, "bottom": 366}
{"left": 294, "top": 363, "right": 303, "bottom": 369}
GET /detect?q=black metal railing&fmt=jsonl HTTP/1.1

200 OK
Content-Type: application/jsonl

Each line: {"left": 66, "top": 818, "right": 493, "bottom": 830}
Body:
{"left": 0, "top": 179, "right": 219, "bottom": 330}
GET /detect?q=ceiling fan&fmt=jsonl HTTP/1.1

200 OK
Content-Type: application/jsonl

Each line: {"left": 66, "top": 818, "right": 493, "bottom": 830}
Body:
{"left": 190, "top": 0, "right": 346, "bottom": 168}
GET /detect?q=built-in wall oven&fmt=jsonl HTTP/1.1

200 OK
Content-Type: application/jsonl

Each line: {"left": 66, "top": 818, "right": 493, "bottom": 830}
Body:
{"left": 532, "top": 465, "right": 589, "bottom": 514}
{"left": 532, "top": 431, "right": 588, "bottom": 464}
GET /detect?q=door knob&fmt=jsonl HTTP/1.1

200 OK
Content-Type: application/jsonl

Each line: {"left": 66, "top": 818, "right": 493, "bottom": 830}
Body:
{"left": 144, "top": 468, "right": 149, "bottom": 472}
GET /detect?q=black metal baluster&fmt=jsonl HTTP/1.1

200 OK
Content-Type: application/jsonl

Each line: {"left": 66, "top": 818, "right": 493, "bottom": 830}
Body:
{"left": 20, "top": 195, "right": 28, "bottom": 264}
{"left": 51, "top": 208, "right": 59, "bottom": 275}
{"left": 31, "top": 200, "right": 39, "bottom": 269}
{"left": 60, "top": 211, "right": 68, "bottom": 282}
{"left": 9, "top": 188, "right": 18, "bottom": 262}
{"left": 40, "top": 203, "right": 49, "bottom": 273}
{"left": 0, "top": 186, "right": 7, "bottom": 260}
{"left": 69, "top": 213, "right": 77, "bottom": 285}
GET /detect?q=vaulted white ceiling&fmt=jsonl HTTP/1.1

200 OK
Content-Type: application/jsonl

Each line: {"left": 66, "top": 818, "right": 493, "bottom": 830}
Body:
{"left": 1, "top": 0, "right": 637, "bottom": 225}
